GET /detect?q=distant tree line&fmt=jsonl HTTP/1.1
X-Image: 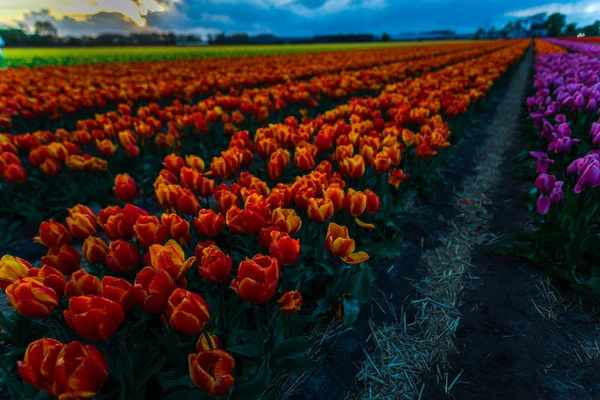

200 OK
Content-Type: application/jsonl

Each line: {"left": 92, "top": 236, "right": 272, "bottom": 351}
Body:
{"left": 474, "top": 13, "right": 600, "bottom": 39}
{"left": 0, "top": 20, "right": 394, "bottom": 47}
{"left": 0, "top": 23, "right": 192, "bottom": 47}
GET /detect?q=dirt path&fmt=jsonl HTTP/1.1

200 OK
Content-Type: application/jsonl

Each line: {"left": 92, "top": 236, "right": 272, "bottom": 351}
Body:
{"left": 350, "top": 45, "right": 550, "bottom": 399}
{"left": 422, "top": 67, "right": 600, "bottom": 399}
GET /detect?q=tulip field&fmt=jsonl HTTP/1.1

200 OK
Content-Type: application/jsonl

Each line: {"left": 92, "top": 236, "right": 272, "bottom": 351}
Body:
{"left": 0, "top": 39, "right": 541, "bottom": 399}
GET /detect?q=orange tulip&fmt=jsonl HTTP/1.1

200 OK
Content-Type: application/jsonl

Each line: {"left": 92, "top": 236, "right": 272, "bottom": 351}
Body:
{"left": 277, "top": 291, "right": 302, "bottom": 315}
{"left": 294, "top": 147, "right": 315, "bottom": 171}
{"left": 161, "top": 213, "right": 192, "bottom": 245}
{"left": 343, "top": 188, "right": 367, "bottom": 217}
{"left": 6, "top": 277, "right": 59, "bottom": 318}
{"left": 177, "top": 187, "right": 201, "bottom": 215}
{"left": 415, "top": 143, "right": 436, "bottom": 159}
{"left": 39, "top": 158, "right": 61, "bottom": 176}
{"left": 50, "top": 341, "right": 109, "bottom": 399}
{"left": 113, "top": 173, "right": 137, "bottom": 202}
{"left": 268, "top": 159, "right": 283, "bottom": 181}
{"left": 196, "top": 244, "right": 232, "bottom": 284}
{"left": 106, "top": 240, "right": 140, "bottom": 273}
{"left": 133, "top": 266, "right": 176, "bottom": 313}
{"left": 0, "top": 254, "right": 33, "bottom": 290}
{"left": 293, "top": 185, "right": 315, "bottom": 209}
{"left": 134, "top": 215, "right": 168, "bottom": 248}
{"left": 166, "top": 288, "right": 211, "bottom": 335}
{"left": 194, "top": 209, "right": 226, "bottom": 237}
{"left": 189, "top": 350, "right": 235, "bottom": 397}
{"left": 195, "top": 333, "right": 221, "bottom": 352}
{"left": 47, "top": 142, "right": 68, "bottom": 161}
{"left": 149, "top": 239, "right": 195, "bottom": 281}
{"left": 186, "top": 154, "right": 205, "bottom": 172}
{"left": 68, "top": 204, "right": 96, "bottom": 220}
{"left": 103, "top": 212, "right": 135, "bottom": 241}
{"left": 2, "top": 163, "right": 27, "bottom": 183}
{"left": 324, "top": 222, "right": 369, "bottom": 264}
{"left": 64, "top": 295, "right": 124, "bottom": 340}
{"left": 28, "top": 265, "right": 66, "bottom": 297}
{"left": 271, "top": 208, "right": 302, "bottom": 235}
{"left": 164, "top": 153, "right": 184, "bottom": 174}
{"left": 307, "top": 198, "right": 335, "bottom": 223}
{"left": 371, "top": 152, "right": 393, "bottom": 174}
{"left": 388, "top": 168, "right": 410, "bottom": 188}
{"left": 340, "top": 155, "right": 365, "bottom": 178}
{"left": 230, "top": 255, "right": 279, "bottom": 304}
{"left": 214, "top": 185, "right": 240, "bottom": 213}
{"left": 324, "top": 184, "right": 346, "bottom": 210}
{"left": 64, "top": 269, "right": 102, "bottom": 298}
{"left": 102, "top": 276, "right": 136, "bottom": 312}
{"left": 225, "top": 205, "right": 266, "bottom": 235}
{"left": 41, "top": 245, "right": 81, "bottom": 274}
{"left": 66, "top": 212, "right": 97, "bottom": 239}
{"left": 17, "top": 338, "right": 63, "bottom": 395}
{"left": 82, "top": 236, "right": 109, "bottom": 264}
{"left": 96, "top": 139, "right": 118, "bottom": 156}
{"left": 269, "top": 231, "right": 301, "bottom": 266}
{"left": 34, "top": 220, "right": 72, "bottom": 248}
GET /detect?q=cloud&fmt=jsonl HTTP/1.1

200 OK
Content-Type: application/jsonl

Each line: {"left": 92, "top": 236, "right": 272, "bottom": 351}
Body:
{"left": 506, "top": 1, "right": 600, "bottom": 18}
{"left": 201, "top": 13, "right": 234, "bottom": 24}
{"left": 5, "top": 0, "right": 600, "bottom": 39}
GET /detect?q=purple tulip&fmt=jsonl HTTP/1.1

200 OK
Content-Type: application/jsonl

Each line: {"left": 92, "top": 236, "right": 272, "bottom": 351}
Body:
{"left": 574, "top": 161, "right": 600, "bottom": 194}
{"left": 549, "top": 182, "right": 564, "bottom": 205}
{"left": 549, "top": 137, "right": 579, "bottom": 154}
{"left": 557, "top": 122, "right": 571, "bottom": 137}
{"left": 537, "top": 195, "right": 551, "bottom": 215}
{"left": 574, "top": 93, "right": 585, "bottom": 108}
{"left": 536, "top": 174, "right": 556, "bottom": 195}
{"left": 529, "top": 151, "right": 554, "bottom": 174}
{"left": 554, "top": 114, "right": 567, "bottom": 124}
{"left": 591, "top": 122, "right": 600, "bottom": 137}
{"left": 587, "top": 98, "right": 597, "bottom": 112}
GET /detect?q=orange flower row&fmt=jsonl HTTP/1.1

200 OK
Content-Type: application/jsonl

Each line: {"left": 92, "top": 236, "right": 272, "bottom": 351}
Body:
{"left": 0, "top": 43, "right": 480, "bottom": 128}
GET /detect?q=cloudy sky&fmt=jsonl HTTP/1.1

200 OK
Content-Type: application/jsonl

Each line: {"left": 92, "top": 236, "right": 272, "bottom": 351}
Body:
{"left": 1, "top": 0, "right": 599, "bottom": 38}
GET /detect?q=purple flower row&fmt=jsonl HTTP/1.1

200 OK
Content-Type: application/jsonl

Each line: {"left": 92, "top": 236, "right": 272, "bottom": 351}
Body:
{"left": 528, "top": 44, "right": 600, "bottom": 214}
{"left": 546, "top": 39, "right": 600, "bottom": 56}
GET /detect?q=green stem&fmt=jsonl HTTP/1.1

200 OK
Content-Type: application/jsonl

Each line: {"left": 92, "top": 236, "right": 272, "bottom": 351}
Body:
{"left": 253, "top": 304, "right": 264, "bottom": 350}
{"left": 0, "top": 311, "right": 12, "bottom": 335}
{"left": 219, "top": 284, "right": 228, "bottom": 333}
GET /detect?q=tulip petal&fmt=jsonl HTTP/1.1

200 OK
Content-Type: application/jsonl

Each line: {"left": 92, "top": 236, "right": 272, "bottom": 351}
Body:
{"left": 355, "top": 217, "right": 375, "bottom": 229}
{"left": 342, "top": 251, "right": 370, "bottom": 264}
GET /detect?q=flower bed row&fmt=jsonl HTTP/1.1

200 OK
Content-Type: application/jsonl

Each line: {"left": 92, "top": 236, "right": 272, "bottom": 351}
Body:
{"left": 0, "top": 41, "right": 529, "bottom": 400}
{"left": 0, "top": 41, "right": 513, "bottom": 227}
{"left": 507, "top": 39, "right": 600, "bottom": 293}
{"left": 0, "top": 43, "right": 483, "bottom": 132}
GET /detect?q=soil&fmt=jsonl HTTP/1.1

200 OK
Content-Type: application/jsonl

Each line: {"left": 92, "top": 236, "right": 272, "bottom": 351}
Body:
{"left": 422, "top": 91, "right": 600, "bottom": 399}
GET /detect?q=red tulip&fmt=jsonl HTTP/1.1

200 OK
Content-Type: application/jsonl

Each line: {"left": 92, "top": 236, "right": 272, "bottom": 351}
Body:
{"left": 189, "top": 350, "right": 235, "bottom": 397}
{"left": 64, "top": 295, "right": 124, "bottom": 340}
{"left": 166, "top": 288, "right": 211, "bottom": 335}
{"left": 133, "top": 266, "right": 176, "bottom": 313}
{"left": 106, "top": 240, "right": 140, "bottom": 273}
{"left": 230, "top": 255, "right": 279, "bottom": 304}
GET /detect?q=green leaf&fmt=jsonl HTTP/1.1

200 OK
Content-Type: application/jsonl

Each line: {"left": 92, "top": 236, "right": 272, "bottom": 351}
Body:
{"left": 275, "top": 353, "right": 325, "bottom": 374}
{"left": 343, "top": 296, "right": 360, "bottom": 326}
{"left": 158, "top": 373, "right": 196, "bottom": 392}
{"left": 163, "top": 389, "right": 209, "bottom": 400}
{"left": 347, "top": 264, "right": 374, "bottom": 304}
{"left": 270, "top": 338, "right": 312, "bottom": 360}
{"left": 493, "top": 244, "right": 534, "bottom": 259}
{"left": 227, "top": 344, "right": 262, "bottom": 359}
{"left": 233, "top": 357, "right": 271, "bottom": 400}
